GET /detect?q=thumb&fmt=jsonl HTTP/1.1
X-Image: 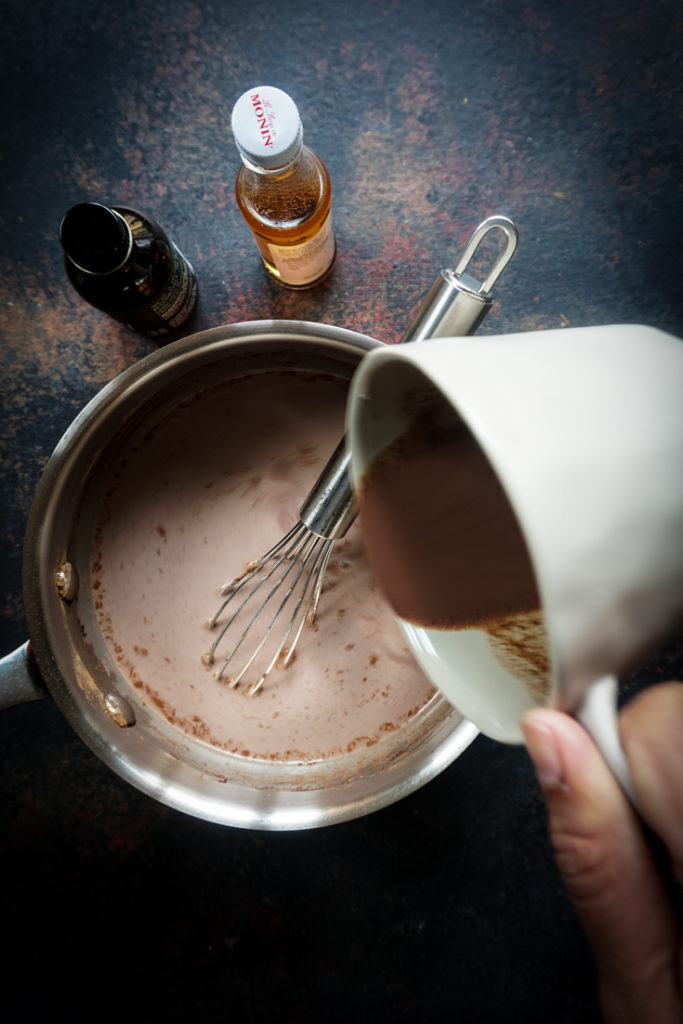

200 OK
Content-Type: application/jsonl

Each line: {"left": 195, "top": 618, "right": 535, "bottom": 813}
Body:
{"left": 521, "top": 708, "right": 680, "bottom": 1023}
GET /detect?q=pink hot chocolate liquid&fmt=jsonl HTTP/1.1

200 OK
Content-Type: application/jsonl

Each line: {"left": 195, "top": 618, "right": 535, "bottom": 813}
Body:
{"left": 91, "top": 371, "right": 436, "bottom": 763}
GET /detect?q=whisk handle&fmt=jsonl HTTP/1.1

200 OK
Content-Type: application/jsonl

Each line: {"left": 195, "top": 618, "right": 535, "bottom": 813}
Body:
{"left": 300, "top": 216, "right": 519, "bottom": 542}
{"left": 299, "top": 437, "right": 356, "bottom": 540}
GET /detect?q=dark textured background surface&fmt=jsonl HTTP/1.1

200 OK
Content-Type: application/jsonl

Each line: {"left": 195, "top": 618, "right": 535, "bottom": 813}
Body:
{"left": 1, "top": 1, "right": 682, "bottom": 1021}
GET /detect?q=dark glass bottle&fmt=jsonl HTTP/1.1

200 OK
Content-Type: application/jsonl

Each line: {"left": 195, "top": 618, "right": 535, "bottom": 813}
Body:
{"left": 59, "top": 202, "right": 198, "bottom": 337}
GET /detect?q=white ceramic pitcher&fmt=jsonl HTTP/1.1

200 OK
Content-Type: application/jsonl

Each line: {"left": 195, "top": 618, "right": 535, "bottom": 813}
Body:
{"left": 346, "top": 324, "right": 683, "bottom": 803}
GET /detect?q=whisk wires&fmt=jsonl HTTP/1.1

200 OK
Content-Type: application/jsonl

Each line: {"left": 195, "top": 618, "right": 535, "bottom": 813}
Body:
{"left": 204, "top": 520, "right": 334, "bottom": 694}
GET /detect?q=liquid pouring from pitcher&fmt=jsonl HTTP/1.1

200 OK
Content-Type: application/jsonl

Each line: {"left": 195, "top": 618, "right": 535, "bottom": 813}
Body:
{"left": 203, "top": 215, "right": 519, "bottom": 694}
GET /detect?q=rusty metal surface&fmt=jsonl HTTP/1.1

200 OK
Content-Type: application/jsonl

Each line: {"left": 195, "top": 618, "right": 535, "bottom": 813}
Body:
{"left": 1, "top": 1, "right": 682, "bottom": 1020}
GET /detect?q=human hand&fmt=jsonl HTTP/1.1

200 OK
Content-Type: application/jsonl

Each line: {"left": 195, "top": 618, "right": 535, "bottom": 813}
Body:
{"left": 521, "top": 682, "right": 683, "bottom": 1024}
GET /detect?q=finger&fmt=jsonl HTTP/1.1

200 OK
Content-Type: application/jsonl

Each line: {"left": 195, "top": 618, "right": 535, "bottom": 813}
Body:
{"left": 620, "top": 681, "right": 683, "bottom": 886}
{"left": 522, "top": 708, "right": 680, "bottom": 1023}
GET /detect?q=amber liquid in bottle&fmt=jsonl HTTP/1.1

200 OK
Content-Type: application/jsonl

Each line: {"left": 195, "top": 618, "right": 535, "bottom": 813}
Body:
{"left": 235, "top": 146, "right": 335, "bottom": 289}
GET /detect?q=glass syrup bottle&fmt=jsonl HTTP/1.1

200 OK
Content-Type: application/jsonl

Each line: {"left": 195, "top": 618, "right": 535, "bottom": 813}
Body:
{"left": 59, "top": 202, "right": 198, "bottom": 337}
{"left": 231, "top": 86, "right": 336, "bottom": 289}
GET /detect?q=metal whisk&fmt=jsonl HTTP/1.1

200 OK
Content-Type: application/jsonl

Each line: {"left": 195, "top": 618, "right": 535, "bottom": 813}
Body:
{"left": 204, "top": 215, "right": 518, "bottom": 693}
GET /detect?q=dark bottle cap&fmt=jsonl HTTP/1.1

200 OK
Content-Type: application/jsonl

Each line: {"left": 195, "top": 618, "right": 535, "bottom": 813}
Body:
{"left": 59, "top": 202, "right": 132, "bottom": 274}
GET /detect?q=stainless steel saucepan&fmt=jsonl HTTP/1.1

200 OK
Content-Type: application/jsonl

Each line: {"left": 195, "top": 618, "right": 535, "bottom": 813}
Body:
{"left": 0, "top": 321, "right": 478, "bottom": 830}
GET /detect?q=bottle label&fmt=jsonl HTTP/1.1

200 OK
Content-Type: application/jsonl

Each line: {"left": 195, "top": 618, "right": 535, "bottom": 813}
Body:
{"left": 267, "top": 213, "right": 335, "bottom": 287}
{"left": 145, "top": 243, "right": 198, "bottom": 333}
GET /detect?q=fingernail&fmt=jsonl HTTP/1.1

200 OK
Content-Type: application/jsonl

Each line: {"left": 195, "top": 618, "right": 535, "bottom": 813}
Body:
{"left": 521, "top": 717, "right": 563, "bottom": 788}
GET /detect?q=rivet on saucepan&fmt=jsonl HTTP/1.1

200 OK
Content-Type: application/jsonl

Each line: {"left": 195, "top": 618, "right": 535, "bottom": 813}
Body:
{"left": 55, "top": 562, "right": 79, "bottom": 602}
{"left": 104, "top": 692, "right": 136, "bottom": 728}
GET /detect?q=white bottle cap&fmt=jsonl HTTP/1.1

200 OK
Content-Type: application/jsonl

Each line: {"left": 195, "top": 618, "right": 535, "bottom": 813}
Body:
{"left": 231, "top": 86, "right": 303, "bottom": 169}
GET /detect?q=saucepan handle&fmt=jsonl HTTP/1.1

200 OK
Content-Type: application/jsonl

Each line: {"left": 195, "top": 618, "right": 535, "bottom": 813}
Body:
{"left": 0, "top": 642, "right": 49, "bottom": 710}
{"left": 576, "top": 673, "right": 641, "bottom": 813}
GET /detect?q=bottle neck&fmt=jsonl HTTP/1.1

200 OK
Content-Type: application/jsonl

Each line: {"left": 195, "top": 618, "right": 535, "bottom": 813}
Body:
{"left": 64, "top": 207, "right": 134, "bottom": 276}
{"left": 238, "top": 143, "right": 304, "bottom": 178}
